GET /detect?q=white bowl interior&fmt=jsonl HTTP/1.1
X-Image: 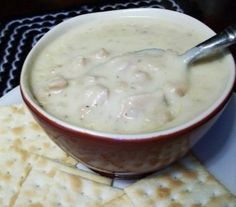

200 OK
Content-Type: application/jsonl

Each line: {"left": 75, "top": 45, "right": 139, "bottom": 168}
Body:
{"left": 21, "top": 8, "right": 235, "bottom": 139}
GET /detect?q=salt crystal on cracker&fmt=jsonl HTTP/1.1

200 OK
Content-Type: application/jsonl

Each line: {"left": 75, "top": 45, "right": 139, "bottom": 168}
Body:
{"left": 125, "top": 154, "right": 236, "bottom": 207}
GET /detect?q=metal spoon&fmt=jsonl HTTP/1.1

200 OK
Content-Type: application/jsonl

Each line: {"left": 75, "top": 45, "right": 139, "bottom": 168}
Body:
{"left": 181, "top": 25, "right": 236, "bottom": 64}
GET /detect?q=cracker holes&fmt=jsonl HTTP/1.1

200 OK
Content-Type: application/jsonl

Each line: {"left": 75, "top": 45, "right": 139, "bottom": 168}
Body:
{"left": 197, "top": 180, "right": 204, "bottom": 185}
{"left": 171, "top": 174, "right": 182, "bottom": 181}
{"left": 194, "top": 202, "right": 204, "bottom": 206}
{"left": 171, "top": 174, "right": 177, "bottom": 179}
{"left": 35, "top": 184, "right": 40, "bottom": 188}
{"left": 56, "top": 202, "right": 63, "bottom": 206}
{"left": 80, "top": 191, "right": 85, "bottom": 196}
{"left": 212, "top": 190, "right": 222, "bottom": 197}
{"left": 98, "top": 194, "right": 106, "bottom": 201}
{"left": 184, "top": 187, "right": 193, "bottom": 194}
{"left": 137, "top": 189, "right": 149, "bottom": 197}
{"left": 197, "top": 175, "right": 207, "bottom": 183}
{"left": 170, "top": 197, "right": 176, "bottom": 202}
{"left": 144, "top": 188, "right": 154, "bottom": 196}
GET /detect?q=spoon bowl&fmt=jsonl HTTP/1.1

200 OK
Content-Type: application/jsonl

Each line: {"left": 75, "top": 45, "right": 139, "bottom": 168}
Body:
{"left": 182, "top": 25, "right": 236, "bottom": 64}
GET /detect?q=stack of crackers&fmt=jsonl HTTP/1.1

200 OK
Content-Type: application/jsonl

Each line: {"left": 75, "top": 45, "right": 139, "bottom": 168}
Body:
{"left": 0, "top": 104, "right": 235, "bottom": 206}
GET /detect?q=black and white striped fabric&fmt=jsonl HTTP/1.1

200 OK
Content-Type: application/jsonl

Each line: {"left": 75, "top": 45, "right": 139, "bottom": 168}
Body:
{"left": 0, "top": 0, "right": 183, "bottom": 97}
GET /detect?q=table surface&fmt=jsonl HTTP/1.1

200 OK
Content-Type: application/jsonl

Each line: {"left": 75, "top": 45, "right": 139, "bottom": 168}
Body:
{"left": 0, "top": 0, "right": 235, "bottom": 95}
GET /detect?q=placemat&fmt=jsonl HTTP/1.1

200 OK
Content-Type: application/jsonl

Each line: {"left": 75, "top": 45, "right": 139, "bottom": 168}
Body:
{"left": 0, "top": 0, "right": 183, "bottom": 97}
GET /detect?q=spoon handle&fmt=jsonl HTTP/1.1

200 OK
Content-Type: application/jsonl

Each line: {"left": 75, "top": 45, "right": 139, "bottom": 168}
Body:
{"left": 182, "top": 25, "right": 236, "bottom": 64}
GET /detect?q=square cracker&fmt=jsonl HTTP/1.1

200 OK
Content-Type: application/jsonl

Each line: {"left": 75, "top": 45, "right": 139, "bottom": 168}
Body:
{"left": 13, "top": 165, "right": 56, "bottom": 206}
{"left": 0, "top": 147, "right": 36, "bottom": 207}
{"left": 125, "top": 154, "right": 236, "bottom": 207}
{"left": 14, "top": 157, "right": 122, "bottom": 207}
{"left": 45, "top": 170, "right": 122, "bottom": 207}
{"left": 0, "top": 104, "right": 77, "bottom": 166}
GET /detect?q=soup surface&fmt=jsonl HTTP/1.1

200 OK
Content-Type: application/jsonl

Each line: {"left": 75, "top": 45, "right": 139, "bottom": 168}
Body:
{"left": 30, "top": 17, "right": 229, "bottom": 134}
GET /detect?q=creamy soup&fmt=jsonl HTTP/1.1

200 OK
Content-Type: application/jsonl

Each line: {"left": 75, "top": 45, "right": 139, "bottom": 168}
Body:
{"left": 30, "top": 17, "right": 229, "bottom": 134}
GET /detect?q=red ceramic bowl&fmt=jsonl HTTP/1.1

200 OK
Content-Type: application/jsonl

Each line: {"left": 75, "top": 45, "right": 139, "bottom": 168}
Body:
{"left": 20, "top": 9, "right": 235, "bottom": 178}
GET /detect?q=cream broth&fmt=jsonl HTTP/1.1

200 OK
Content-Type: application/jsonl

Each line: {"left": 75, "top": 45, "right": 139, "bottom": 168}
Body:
{"left": 30, "top": 17, "right": 229, "bottom": 134}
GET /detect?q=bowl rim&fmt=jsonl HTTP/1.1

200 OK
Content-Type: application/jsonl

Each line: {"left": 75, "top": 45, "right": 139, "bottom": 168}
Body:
{"left": 20, "top": 8, "right": 236, "bottom": 141}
